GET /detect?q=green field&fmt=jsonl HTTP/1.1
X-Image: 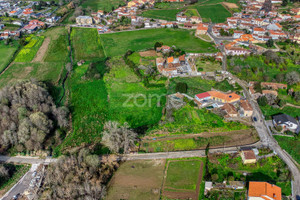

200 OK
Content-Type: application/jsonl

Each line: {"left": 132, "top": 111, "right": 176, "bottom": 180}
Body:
{"left": 155, "top": 2, "right": 186, "bottom": 9}
{"left": 71, "top": 28, "right": 105, "bottom": 62}
{"left": 104, "top": 57, "right": 166, "bottom": 128}
{"left": 184, "top": 9, "right": 200, "bottom": 17}
{"left": 100, "top": 29, "right": 217, "bottom": 57}
{"left": 195, "top": 58, "right": 221, "bottom": 72}
{"left": 165, "top": 160, "right": 202, "bottom": 191}
{"left": 81, "top": 0, "right": 125, "bottom": 12}
{"left": 14, "top": 35, "right": 44, "bottom": 62}
{"left": 141, "top": 9, "right": 181, "bottom": 21}
{"left": 0, "top": 41, "right": 19, "bottom": 73}
{"left": 260, "top": 105, "right": 300, "bottom": 119}
{"left": 43, "top": 27, "right": 69, "bottom": 62}
{"left": 274, "top": 136, "right": 300, "bottom": 164}
{"left": 195, "top": 4, "right": 231, "bottom": 23}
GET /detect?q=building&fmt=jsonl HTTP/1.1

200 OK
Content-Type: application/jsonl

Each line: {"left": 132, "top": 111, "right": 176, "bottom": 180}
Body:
{"left": 222, "top": 103, "right": 238, "bottom": 117}
{"left": 195, "top": 92, "right": 211, "bottom": 102}
{"left": 241, "top": 149, "right": 256, "bottom": 164}
{"left": 248, "top": 182, "right": 281, "bottom": 200}
{"left": 209, "top": 91, "right": 241, "bottom": 103}
{"left": 260, "top": 82, "right": 287, "bottom": 90}
{"left": 240, "top": 100, "right": 253, "bottom": 117}
{"left": 196, "top": 24, "right": 208, "bottom": 35}
{"left": 76, "top": 16, "right": 93, "bottom": 25}
{"left": 267, "top": 23, "right": 282, "bottom": 30}
{"left": 272, "top": 114, "right": 299, "bottom": 133}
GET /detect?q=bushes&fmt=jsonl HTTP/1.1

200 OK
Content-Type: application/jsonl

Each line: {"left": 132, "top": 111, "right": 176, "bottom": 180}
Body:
{"left": 15, "top": 36, "right": 44, "bottom": 62}
{"left": 175, "top": 82, "right": 188, "bottom": 93}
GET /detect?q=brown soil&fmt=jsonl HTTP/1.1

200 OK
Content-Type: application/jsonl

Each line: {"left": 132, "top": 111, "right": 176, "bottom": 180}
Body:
{"left": 32, "top": 37, "right": 51, "bottom": 62}
{"left": 222, "top": 2, "right": 239, "bottom": 8}
{"left": 139, "top": 50, "right": 158, "bottom": 57}
{"left": 162, "top": 160, "right": 204, "bottom": 200}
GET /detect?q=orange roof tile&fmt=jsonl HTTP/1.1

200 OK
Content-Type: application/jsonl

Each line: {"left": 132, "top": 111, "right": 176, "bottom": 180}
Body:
{"left": 248, "top": 182, "right": 281, "bottom": 200}
{"left": 167, "top": 57, "right": 174, "bottom": 63}
{"left": 208, "top": 91, "right": 241, "bottom": 102}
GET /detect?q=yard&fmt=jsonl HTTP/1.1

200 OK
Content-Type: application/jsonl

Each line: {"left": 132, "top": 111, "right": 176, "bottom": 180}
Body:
{"left": 206, "top": 153, "right": 292, "bottom": 196}
{"left": 195, "top": 4, "right": 231, "bottom": 23}
{"left": 0, "top": 41, "right": 19, "bottom": 73}
{"left": 81, "top": 0, "right": 126, "bottom": 12}
{"left": 195, "top": 57, "right": 221, "bottom": 72}
{"left": 140, "top": 9, "right": 182, "bottom": 21}
{"left": 106, "top": 159, "right": 166, "bottom": 200}
{"left": 274, "top": 136, "right": 300, "bottom": 164}
{"left": 100, "top": 28, "right": 217, "bottom": 57}
{"left": 162, "top": 158, "right": 204, "bottom": 200}
{"left": 71, "top": 28, "right": 105, "bottom": 62}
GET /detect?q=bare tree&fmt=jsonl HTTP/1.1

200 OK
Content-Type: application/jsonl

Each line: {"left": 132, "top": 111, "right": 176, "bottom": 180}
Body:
{"left": 101, "top": 121, "right": 137, "bottom": 154}
{"left": 286, "top": 71, "right": 300, "bottom": 85}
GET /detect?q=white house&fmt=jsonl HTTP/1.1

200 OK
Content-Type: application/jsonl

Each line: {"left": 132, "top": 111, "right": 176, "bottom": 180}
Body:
{"left": 273, "top": 114, "right": 299, "bottom": 133}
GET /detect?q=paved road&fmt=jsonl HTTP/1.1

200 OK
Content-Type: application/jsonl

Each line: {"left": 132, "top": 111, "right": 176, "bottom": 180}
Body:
{"left": 229, "top": 73, "right": 300, "bottom": 199}
{"left": 0, "top": 156, "right": 44, "bottom": 165}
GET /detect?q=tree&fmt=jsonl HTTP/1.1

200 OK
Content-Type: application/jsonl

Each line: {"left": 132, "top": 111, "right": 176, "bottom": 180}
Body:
{"left": 266, "top": 39, "right": 274, "bottom": 48}
{"left": 154, "top": 42, "right": 163, "bottom": 49}
{"left": 265, "top": 93, "right": 278, "bottom": 105}
{"left": 175, "top": 82, "right": 188, "bottom": 93}
{"left": 258, "top": 96, "right": 268, "bottom": 106}
{"left": 254, "top": 82, "right": 262, "bottom": 93}
{"left": 285, "top": 71, "right": 300, "bottom": 85}
{"left": 294, "top": 91, "right": 300, "bottom": 102}
{"left": 276, "top": 73, "right": 285, "bottom": 83}
{"left": 282, "top": 0, "right": 288, "bottom": 6}
{"left": 101, "top": 121, "right": 137, "bottom": 154}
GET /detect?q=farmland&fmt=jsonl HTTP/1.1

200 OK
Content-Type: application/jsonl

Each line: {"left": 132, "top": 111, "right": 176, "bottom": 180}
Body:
{"left": 81, "top": 0, "right": 126, "bottom": 12}
{"left": 141, "top": 9, "right": 182, "bottom": 21}
{"left": 71, "top": 28, "right": 105, "bottom": 62}
{"left": 14, "top": 35, "right": 44, "bottom": 62}
{"left": 106, "top": 159, "right": 166, "bottom": 200}
{"left": 274, "top": 136, "right": 300, "bottom": 164}
{"left": 0, "top": 41, "right": 19, "bottom": 73}
{"left": 195, "top": 4, "right": 231, "bottom": 23}
{"left": 100, "top": 28, "right": 217, "bottom": 57}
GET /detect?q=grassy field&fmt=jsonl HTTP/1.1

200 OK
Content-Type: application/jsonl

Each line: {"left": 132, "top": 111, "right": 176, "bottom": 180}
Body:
{"left": 0, "top": 62, "right": 64, "bottom": 89}
{"left": 155, "top": 2, "right": 186, "bottom": 9}
{"left": 141, "top": 9, "right": 181, "bottom": 21}
{"left": 0, "top": 41, "right": 19, "bottom": 73}
{"left": 14, "top": 35, "right": 44, "bottom": 62}
{"left": 58, "top": 61, "right": 109, "bottom": 150}
{"left": 195, "top": 4, "right": 231, "bottom": 23}
{"left": 260, "top": 105, "right": 300, "bottom": 119}
{"left": 184, "top": 9, "right": 200, "bottom": 17}
{"left": 104, "top": 57, "right": 166, "bottom": 128}
{"left": 100, "top": 29, "right": 217, "bottom": 57}
{"left": 81, "top": 0, "right": 126, "bottom": 12}
{"left": 165, "top": 160, "right": 201, "bottom": 190}
{"left": 71, "top": 28, "right": 105, "bottom": 62}
{"left": 195, "top": 58, "right": 221, "bottom": 72}
{"left": 207, "top": 154, "right": 292, "bottom": 196}
{"left": 274, "top": 136, "right": 300, "bottom": 164}
{"left": 43, "top": 27, "right": 69, "bottom": 62}
{"left": 106, "top": 159, "right": 165, "bottom": 200}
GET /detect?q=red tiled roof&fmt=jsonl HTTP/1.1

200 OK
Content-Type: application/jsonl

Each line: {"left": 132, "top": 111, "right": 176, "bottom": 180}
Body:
{"left": 195, "top": 92, "right": 211, "bottom": 99}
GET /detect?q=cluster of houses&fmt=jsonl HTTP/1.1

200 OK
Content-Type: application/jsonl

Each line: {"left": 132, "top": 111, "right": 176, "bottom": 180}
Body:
{"left": 194, "top": 90, "right": 254, "bottom": 118}
{"left": 249, "top": 81, "right": 287, "bottom": 99}
{"left": 155, "top": 45, "right": 192, "bottom": 77}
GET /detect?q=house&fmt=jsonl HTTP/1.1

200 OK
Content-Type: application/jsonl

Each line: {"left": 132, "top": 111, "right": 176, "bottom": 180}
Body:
{"left": 156, "top": 45, "right": 171, "bottom": 53}
{"left": 267, "top": 23, "right": 282, "bottom": 30}
{"left": 240, "top": 100, "right": 253, "bottom": 117}
{"left": 222, "top": 103, "right": 238, "bottom": 117}
{"left": 196, "top": 23, "right": 208, "bottom": 35}
{"left": 269, "top": 30, "right": 288, "bottom": 40}
{"left": 248, "top": 182, "right": 281, "bottom": 200}
{"left": 208, "top": 91, "right": 241, "bottom": 103}
{"left": 215, "top": 52, "right": 223, "bottom": 62}
{"left": 195, "top": 92, "right": 211, "bottom": 102}
{"left": 241, "top": 149, "right": 256, "bottom": 164}
{"left": 262, "top": 90, "right": 278, "bottom": 97}
{"left": 291, "top": 8, "right": 300, "bottom": 15}
{"left": 261, "top": 82, "right": 287, "bottom": 90}
{"left": 225, "top": 45, "right": 251, "bottom": 56}
{"left": 76, "top": 16, "right": 93, "bottom": 25}
{"left": 176, "top": 15, "right": 187, "bottom": 22}
{"left": 204, "top": 182, "right": 213, "bottom": 195}
{"left": 190, "top": 16, "right": 202, "bottom": 23}
{"left": 184, "top": 22, "right": 197, "bottom": 29}
{"left": 233, "top": 30, "right": 244, "bottom": 39}
{"left": 293, "top": 15, "right": 300, "bottom": 21}
{"left": 253, "top": 27, "right": 266, "bottom": 36}
{"left": 272, "top": 114, "right": 299, "bottom": 133}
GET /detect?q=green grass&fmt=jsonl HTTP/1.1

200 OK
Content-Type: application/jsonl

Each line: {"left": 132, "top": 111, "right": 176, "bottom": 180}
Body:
{"left": 0, "top": 62, "right": 64, "bottom": 89}
{"left": 165, "top": 160, "right": 202, "bottom": 191}
{"left": 71, "top": 28, "right": 105, "bottom": 62}
{"left": 260, "top": 105, "right": 300, "bottom": 119}
{"left": 81, "top": 0, "right": 125, "bottom": 12}
{"left": 141, "top": 9, "right": 181, "bottom": 21}
{"left": 195, "top": 4, "right": 231, "bottom": 23}
{"left": 207, "top": 154, "right": 292, "bottom": 196}
{"left": 184, "top": 9, "right": 200, "bottom": 17}
{"left": 43, "top": 27, "right": 69, "bottom": 62}
{"left": 277, "top": 89, "right": 300, "bottom": 106}
{"left": 14, "top": 35, "right": 44, "bottom": 62}
{"left": 274, "top": 136, "right": 300, "bottom": 164}
{"left": 104, "top": 57, "right": 166, "bottom": 128}
{"left": 60, "top": 61, "right": 109, "bottom": 148}
{"left": 196, "top": 59, "right": 221, "bottom": 72}
{"left": 0, "top": 41, "right": 19, "bottom": 73}
{"left": 100, "top": 28, "right": 217, "bottom": 57}
{"left": 155, "top": 2, "right": 186, "bottom": 9}
{"left": 256, "top": 43, "right": 277, "bottom": 49}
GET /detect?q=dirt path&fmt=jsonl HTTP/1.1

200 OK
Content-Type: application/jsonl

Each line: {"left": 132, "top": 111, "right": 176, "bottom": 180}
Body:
{"left": 32, "top": 37, "right": 51, "bottom": 62}
{"left": 280, "top": 103, "right": 300, "bottom": 109}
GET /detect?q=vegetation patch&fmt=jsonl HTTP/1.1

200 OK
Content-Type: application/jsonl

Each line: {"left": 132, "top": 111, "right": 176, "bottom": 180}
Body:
{"left": 0, "top": 41, "right": 19, "bottom": 73}
{"left": 71, "top": 28, "right": 105, "bottom": 62}
{"left": 81, "top": 0, "right": 126, "bottom": 12}
{"left": 274, "top": 136, "right": 300, "bottom": 164}
{"left": 15, "top": 35, "right": 45, "bottom": 62}
{"left": 195, "top": 4, "right": 231, "bottom": 23}
{"left": 100, "top": 28, "right": 217, "bottom": 57}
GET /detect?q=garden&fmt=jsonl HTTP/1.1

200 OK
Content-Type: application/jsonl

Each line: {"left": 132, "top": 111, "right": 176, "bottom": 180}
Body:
{"left": 99, "top": 28, "right": 217, "bottom": 57}
{"left": 14, "top": 35, "right": 45, "bottom": 62}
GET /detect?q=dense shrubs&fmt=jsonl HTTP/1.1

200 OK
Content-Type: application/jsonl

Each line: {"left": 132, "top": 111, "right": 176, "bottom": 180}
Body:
{"left": 0, "top": 80, "right": 68, "bottom": 153}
